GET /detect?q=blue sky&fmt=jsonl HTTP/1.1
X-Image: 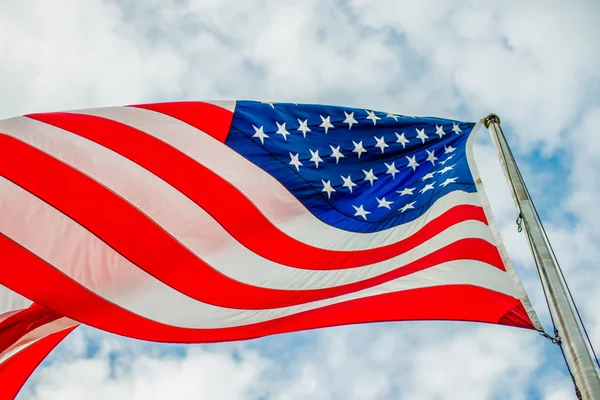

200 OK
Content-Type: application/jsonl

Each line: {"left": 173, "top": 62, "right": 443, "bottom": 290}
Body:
{"left": 1, "top": 0, "right": 599, "bottom": 398}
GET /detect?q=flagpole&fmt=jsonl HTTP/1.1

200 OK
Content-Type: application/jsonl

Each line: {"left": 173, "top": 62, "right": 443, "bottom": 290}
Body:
{"left": 483, "top": 114, "right": 600, "bottom": 400}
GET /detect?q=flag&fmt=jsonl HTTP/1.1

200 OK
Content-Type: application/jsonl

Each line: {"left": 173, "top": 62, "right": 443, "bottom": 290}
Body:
{"left": 0, "top": 101, "right": 541, "bottom": 395}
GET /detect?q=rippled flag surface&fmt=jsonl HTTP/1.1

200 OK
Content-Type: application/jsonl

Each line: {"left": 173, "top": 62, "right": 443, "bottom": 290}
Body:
{"left": 0, "top": 101, "right": 541, "bottom": 398}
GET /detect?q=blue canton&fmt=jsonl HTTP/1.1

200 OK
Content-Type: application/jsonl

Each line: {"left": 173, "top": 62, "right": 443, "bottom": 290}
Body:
{"left": 225, "top": 101, "right": 477, "bottom": 233}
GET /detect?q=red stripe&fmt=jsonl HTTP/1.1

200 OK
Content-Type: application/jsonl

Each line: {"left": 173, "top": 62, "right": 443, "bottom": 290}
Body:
{"left": 0, "top": 304, "right": 62, "bottom": 355}
{"left": 0, "top": 134, "right": 504, "bottom": 310}
{"left": 0, "top": 234, "right": 535, "bottom": 350}
{"left": 26, "top": 111, "right": 492, "bottom": 271}
{"left": 131, "top": 101, "right": 234, "bottom": 142}
{"left": 0, "top": 326, "right": 75, "bottom": 400}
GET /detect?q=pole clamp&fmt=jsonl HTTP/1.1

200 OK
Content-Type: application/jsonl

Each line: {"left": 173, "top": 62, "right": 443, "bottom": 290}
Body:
{"left": 516, "top": 213, "right": 524, "bottom": 233}
{"left": 539, "top": 331, "right": 561, "bottom": 345}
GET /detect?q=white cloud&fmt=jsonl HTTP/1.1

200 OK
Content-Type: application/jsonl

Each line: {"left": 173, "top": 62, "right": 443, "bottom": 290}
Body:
{"left": 271, "top": 324, "right": 545, "bottom": 400}
{"left": 22, "top": 323, "right": 547, "bottom": 400}
{"left": 352, "top": 0, "right": 600, "bottom": 150}
{"left": 22, "top": 330, "right": 269, "bottom": 400}
{"left": 0, "top": 0, "right": 185, "bottom": 116}
{"left": 3, "top": 0, "right": 600, "bottom": 398}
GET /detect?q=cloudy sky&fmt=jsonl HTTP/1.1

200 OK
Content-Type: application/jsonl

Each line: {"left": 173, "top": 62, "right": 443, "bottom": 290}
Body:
{"left": 2, "top": 0, "right": 600, "bottom": 399}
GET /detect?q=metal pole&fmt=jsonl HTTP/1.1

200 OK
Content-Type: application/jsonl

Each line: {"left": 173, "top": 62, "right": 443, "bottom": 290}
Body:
{"left": 483, "top": 114, "right": 600, "bottom": 400}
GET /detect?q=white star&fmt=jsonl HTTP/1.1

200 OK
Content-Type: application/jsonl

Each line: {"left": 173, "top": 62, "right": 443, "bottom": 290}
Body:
{"left": 365, "top": 110, "right": 381, "bottom": 125}
{"left": 276, "top": 121, "right": 290, "bottom": 141}
{"left": 352, "top": 140, "right": 367, "bottom": 158}
{"left": 321, "top": 179, "right": 336, "bottom": 199}
{"left": 309, "top": 149, "right": 323, "bottom": 168}
{"left": 435, "top": 125, "right": 446, "bottom": 139}
{"left": 419, "top": 182, "right": 435, "bottom": 194}
{"left": 386, "top": 112, "right": 399, "bottom": 121}
{"left": 374, "top": 136, "right": 389, "bottom": 153}
{"left": 406, "top": 155, "right": 420, "bottom": 171}
{"left": 252, "top": 125, "right": 269, "bottom": 144}
{"left": 288, "top": 152, "right": 303, "bottom": 171}
{"left": 397, "top": 187, "right": 415, "bottom": 196}
{"left": 262, "top": 101, "right": 276, "bottom": 109}
{"left": 437, "top": 165, "right": 454, "bottom": 174}
{"left": 440, "top": 155, "right": 455, "bottom": 165}
{"left": 297, "top": 118, "right": 311, "bottom": 138}
{"left": 341, "top": 175, "right": 357, "bottom": 193}
{"left": 400, "top": 201, "right": 416, "bottom": 213}
{"left": 452, "top": 122, "right": 462, "bottom": 134}
{"left": 444, "top": 145, "right": 456, "bottom": 154}
{"left": 421, "top": 172, "right": 435, "bottom": 181}
{"left": 376, "top": 197, "right": 394, "bottom": 209}
{"left": 344, "top": 111, "right": 358, "bottom": 129}
{"left": 352, "top": 204, "right": 371, "bottom": 220}
{"left": 425, "top": 149, "right": 438, "bottom": 165}
{"left": 395, "top": 132, "right": 409, "bottom": 148}
{"left": 441, "top": 177, "right": 458, "bottom": 187}
{"left": 320, "top": 115, "right": 334, "bottom": 134}
{"left": 415, "top": 128, "right": 429, "bottom": 144}
{"left": 329, "top": 145, "right": 345, "bottom": 164}
{"left": 384, "top": 162, "right": 399, "bottom": 179}
{"left": 362, "top": 169, "right": 378, "bottom": 186}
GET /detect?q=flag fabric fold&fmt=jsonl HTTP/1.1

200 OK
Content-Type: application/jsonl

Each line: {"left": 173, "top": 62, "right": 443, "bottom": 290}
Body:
{"left": 0, "top": 100, "right": 541, "bottom": 397}
{"left": 0, "top": 286, "right": 78, "bottom": 399}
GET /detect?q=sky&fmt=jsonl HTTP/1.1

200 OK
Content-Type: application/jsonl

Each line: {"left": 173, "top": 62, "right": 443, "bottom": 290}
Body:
{"left": 1, "top": 0, "right": 599, "bottom": 399}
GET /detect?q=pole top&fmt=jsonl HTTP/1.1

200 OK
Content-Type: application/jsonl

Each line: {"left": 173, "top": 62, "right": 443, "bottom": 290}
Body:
{"left": 482, "top": 113, "right": 501, "bottom": 128}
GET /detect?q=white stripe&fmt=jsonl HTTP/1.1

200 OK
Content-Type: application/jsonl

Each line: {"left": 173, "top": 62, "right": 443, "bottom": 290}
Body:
{"left": 0, "top": 117, "right": 494, "bottom": 291}
{"left": 66, "top": 107, "right": 484, "bottom": 251}
{"left": 204, "top": 220, "right": 493, "bottom": 289}
{"left": 0, "top": 285, "right": 32, "bottom": 318}
{"left": 463, "top": 124, "right": 542, "bottom": 330}
{"left": 0, "top": 317, "right": 77, "bottom": 365}
{"left": 0, "top": 177, "right": 520, "bottom": 329}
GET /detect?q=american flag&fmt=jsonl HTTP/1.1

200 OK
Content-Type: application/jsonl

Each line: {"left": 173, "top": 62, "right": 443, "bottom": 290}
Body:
{"left": 0, "top": 101, "right": 540, "bottom": 397}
